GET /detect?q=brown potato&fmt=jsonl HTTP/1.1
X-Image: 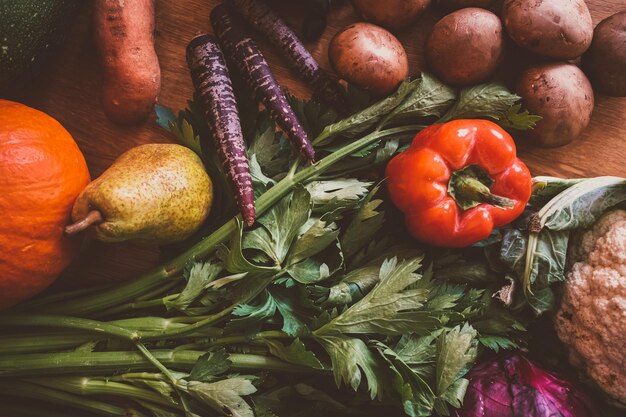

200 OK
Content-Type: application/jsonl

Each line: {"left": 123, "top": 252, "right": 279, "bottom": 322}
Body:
{"left": 425, "top": 8, "right": 504, "bottom": 86}
{"left": 502, "top": 0, "right": 593, "bottom": 59}
{"left": 437, "top": 0, "right": 494, "bottom": 11}
{"left": 516, "top": 63, "right": 594, "bottom": 147}
{"left": 329, "top": 23, "right": 409, "bottom": 96}
{"left": 583, "top": 11, "right": 626, "bottom": 97}
{"left": 352, "top": 0, "right": 431, "bottom": 31}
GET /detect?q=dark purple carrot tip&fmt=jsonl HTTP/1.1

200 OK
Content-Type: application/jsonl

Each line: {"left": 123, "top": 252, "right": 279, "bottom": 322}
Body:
{"left": 210, "top": 3, "right": 228, "bottom": 22}
{"left": 187, "top": 34, "right": 217, "bottom": 50}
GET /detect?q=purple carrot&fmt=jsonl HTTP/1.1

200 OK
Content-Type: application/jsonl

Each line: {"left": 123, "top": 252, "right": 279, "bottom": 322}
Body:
{"left": 186, "top": 34, "right": 256, "bottom": 226}
{"left": 210, "top": 4, "right": 315, "bottom": 162}
{"left": 225, "top": 0, "right": 347, "bottom": 113}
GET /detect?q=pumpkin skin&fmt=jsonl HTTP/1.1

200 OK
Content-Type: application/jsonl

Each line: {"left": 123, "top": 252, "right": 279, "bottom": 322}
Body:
{"left": 0, "top": 100, "right": 90, "bottom": 309}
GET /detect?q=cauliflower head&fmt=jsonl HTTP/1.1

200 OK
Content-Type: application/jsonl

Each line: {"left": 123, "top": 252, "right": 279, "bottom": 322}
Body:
{"left": 555, "top": 209, "right": 626, "bottom": 405}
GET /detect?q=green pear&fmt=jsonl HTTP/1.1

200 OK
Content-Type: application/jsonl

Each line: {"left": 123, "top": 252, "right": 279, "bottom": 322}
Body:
{"left": 67, "top": 144, "right": 213, "bottom": 245}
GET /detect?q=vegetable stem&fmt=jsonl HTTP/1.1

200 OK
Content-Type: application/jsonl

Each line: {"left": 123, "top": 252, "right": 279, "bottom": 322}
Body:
{"left": 0, "top": 380, "right": 143, "bottom": 417}
{"left": 0, "top": 350, "right": 327, "bottom": 377}
{"left": 0, "top": 314, "right": 138, "bottom": 340}
{"left": 135, "top": 341, "right": 180, "bottom": 386}
{"left": 207, "top": 330, "right": 290, "bottom": 347}
{"left": 64, "top": 210, "right": 103, "bottom": 235}
{"left": 28, "top": 376, "right": 182, "bottom": 410}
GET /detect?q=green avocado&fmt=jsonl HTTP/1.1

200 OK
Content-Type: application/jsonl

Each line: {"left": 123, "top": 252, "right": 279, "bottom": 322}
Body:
{"left": 0, "top": 0, "right": 80, "bottom": 95}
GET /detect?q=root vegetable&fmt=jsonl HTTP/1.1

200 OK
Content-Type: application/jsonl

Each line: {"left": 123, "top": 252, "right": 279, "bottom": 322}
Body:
{"left": 225, "top": 0, "right": 347, "bottom": 112}
{"left": 437, "top": 0, "right": 494, "bottom": 10}
{"left": 187, "top": 34, "right": 255, "bottom": 226}
{"left": 516, "top": 63, "right": 594, "bottom": 148}
{"left": 502, "top": 0, "right": 593, "bottom": 60}
{"left": 425, "top": 8, "right": 504, "bottom": 86}
{"left": 94, "top": 0, "right": 161, "bottom": 125}
{"left": 329, "top": 22, "right": 408, "bottom": 96}
{"left": 210, "top": 5, "right": 315, "bottom": 162}
{"left": 351, "top": 0, "right": 431, "bottom": 31}
{"left": 583, "top": 11, "right": 626, "bottom": 97}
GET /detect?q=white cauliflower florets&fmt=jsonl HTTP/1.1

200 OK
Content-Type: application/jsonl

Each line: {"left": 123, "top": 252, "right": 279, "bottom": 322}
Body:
{"left": 554, "top": 209, "right": 626, "bottom": 405}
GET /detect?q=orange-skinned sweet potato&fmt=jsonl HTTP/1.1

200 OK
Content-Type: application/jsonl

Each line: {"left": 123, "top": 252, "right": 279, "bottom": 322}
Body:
{"left": 94, "top": 0, "right": 161, "bottom": 124}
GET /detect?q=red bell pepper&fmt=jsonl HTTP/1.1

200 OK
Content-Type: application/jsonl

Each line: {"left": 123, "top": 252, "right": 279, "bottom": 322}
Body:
{"left": 385, "top": 119, "right": 532, "bottom": 247}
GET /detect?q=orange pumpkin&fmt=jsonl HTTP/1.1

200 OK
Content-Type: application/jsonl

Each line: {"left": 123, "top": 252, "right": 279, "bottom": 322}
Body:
{"left": 0, "top": 100, "right": 90, "bottom": 309}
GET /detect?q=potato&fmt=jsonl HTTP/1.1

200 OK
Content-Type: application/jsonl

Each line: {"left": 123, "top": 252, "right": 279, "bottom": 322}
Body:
{"left": 502, "top": 0, "right": 593, "bottom": 59}
{"left": 425, "top": 8, "right": 504, "bottom": 86}
{"left": 352, "top": 0, "right": 431, "bottom": 31}
{"left": 329, "top": 23, "right": 409, "bottom": 96}
{"left": 583, "top": 11, "right": 626, "bottom": 97}
{"left": 516, "top": 63, "right": 594, "bottom": 147}
{"left": 437, "top": 0, "right": 494, "bottom": 11}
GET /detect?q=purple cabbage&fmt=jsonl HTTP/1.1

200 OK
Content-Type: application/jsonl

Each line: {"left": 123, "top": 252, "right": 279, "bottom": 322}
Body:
{"left": 454, "top": 353, "right": 598, "bottom": 417}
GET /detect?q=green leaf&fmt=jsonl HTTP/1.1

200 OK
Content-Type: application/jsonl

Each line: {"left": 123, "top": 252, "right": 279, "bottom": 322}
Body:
{"left": 271, "top": 288, "right": 310, "bottom": 337}
{"left": 373, "top": 137, "right": 401, "bottom": 164}
{"left": 439, "top": 83, "right": 519, "bottom": 123}
{"left": 189, "top": 349, "right": 232, "bottom": 382}
{"left": 537, "top": 177, "right": 626, "bottom": 231}
{"left": 286, "top": 258, "right": 331, "bottom": 285}
{"left": 155, "top": 104, "right": 202, "bottom": 156}
{"left": 305, "top": 179, "right": 372, "bottom": 207}
{"left": 471, "top": 301, "right": 526, "bottom": 336}
{"left": 499, "top": 229, "right": 527, "bottom": 277}
{"left": 529, "top": 176, "right": 586, "bottom": 207}
{"left": 287, "top": 94, "right": 340, "bottom": 138}
{"left": 499, "top": 104, "right": 542, "bottom": 130}
{"left": 423, "top": 283, "right": 465, "bottom": 312}
{"left": 226, "top": 290, "right": 277, "bottom": 336}
{"left": 390, "top": 72, "right": 456, "bottom": 122}
{"left": 165, "top": 262, "right": 222, "bottom": 311}
{"left": 433, "top": 324, "right": 477, "bottom": 414}
{"left": 478, "top": 335, "right": 519, "bottom": 352}
{"left": 249, "top": 154, "right": 275, "bottom": 196}
{"left": 340, "top": 186, "right": 386, "bottom": 261}
{"left": 264, "top": 338, "right": 324, "bottom": 369}
{"left": 372, "top": 341, "right": 435, "bottom": 417}
{"left": 434, "top": 378, "right": 469, "bottom": 415}
{"left": 528, "top": 228, "right": 569, "bottom": 288}
{"left": 255, "top": 187, "right": 312, "bottom": 265}
{"left": 186, "top": 378, "right": 256, "bottom": 417}
{"left": 525, "top": 286, "right": 556, "bottom": 315}
{"left": 315, "top": 257, "right": 439, "bottom": 336}
{"left": 316, "top": 79, "right": 419, "bottom": 145}
{"left": 247, "top": 118, "right": 289, "bottom": 178}
{"left": 287, "top": 218, "right": 340, "bottom": 265}
{"left": 253, "top": 404, "right": 279, "bottom": 417}
{"left": 222, "top": 221, "right": 278, "bottom": 274}
{"left": 315, "top": 335, "right": 384, "bottom": 399}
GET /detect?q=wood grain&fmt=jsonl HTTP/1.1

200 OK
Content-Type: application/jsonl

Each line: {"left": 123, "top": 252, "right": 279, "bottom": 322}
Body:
{"left": 14, "top": 0, "right": 626, "bottom": 284}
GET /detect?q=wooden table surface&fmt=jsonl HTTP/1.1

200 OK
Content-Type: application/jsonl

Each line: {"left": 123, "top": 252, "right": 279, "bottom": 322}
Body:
{"left": 15, "top": 0, "right": 626, "bottom": 284}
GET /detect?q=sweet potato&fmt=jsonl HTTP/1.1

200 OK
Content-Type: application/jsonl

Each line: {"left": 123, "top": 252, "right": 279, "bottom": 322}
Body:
{"left": 94, "top": 0, "right": 161, "bottom": 125}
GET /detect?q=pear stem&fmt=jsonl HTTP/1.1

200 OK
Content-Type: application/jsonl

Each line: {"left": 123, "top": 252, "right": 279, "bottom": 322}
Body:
{"left": 64, "top": 210, "right": 103, "bottom": 235}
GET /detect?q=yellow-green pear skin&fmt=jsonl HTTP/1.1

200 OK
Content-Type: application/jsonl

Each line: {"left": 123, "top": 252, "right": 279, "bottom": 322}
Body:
{"left": 71, "top": 144, "right": 213, "bottom": 245}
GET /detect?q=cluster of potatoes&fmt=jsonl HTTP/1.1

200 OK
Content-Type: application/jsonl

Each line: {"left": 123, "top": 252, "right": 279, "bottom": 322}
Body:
{"left": 328, "top": 0, "right": 626, "bottom": 148}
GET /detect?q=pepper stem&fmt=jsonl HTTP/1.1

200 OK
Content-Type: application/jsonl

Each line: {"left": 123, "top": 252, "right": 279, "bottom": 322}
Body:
{"left": 448, "top": 165, "right": 515, "bottom": 210}
{"left": 64, "top": 210, "right": 103, "bottom": 235}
